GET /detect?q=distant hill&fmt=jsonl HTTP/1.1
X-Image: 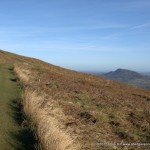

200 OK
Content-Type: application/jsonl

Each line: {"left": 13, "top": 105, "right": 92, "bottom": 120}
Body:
{"left": 103, "top": 69, "right": 150, "bottom": 89}
{"left": 142, "top": 72, "right": 150, "bottom": 76}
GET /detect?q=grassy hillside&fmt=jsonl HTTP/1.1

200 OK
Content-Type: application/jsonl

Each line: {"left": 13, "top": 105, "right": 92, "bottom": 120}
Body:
{"left": 0, "top": 50, "right": 150, "bottom": 150}
{"left": 0, "top": 64, "right": 37, "bottom": 149}
{"left": 0, "top": 64, "right": 21, "bottom": 149}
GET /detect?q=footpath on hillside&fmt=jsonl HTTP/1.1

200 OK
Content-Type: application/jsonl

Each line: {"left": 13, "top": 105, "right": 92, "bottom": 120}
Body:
{"left": 0, "top": 64, "right": 36, "bottom": 150}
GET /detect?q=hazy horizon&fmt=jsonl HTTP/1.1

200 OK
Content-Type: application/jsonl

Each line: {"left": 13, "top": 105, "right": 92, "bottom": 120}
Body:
{"left": 80, "top": 69, "right": 150, "bottom": 74}
{"left": 0, "top": 0, "right": 150, "bottom": 72}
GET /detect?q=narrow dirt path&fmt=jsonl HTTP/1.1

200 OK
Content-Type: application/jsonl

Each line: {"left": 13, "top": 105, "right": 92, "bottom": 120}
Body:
{"left": 0, "top": 64, "right": 22, "bottom": 149}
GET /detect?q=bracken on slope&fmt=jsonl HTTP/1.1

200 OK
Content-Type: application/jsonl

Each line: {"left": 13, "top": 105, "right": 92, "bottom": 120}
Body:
{"left": 1, "top": 50, "right": 150, "bottom": 150}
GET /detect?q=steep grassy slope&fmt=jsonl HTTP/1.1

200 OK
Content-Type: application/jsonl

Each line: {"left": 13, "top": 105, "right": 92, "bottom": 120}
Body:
{"left": 0, "top": 50, "right": 150, "bottom": 150}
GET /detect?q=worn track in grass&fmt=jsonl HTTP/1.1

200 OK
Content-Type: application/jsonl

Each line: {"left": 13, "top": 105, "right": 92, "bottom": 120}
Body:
{"left": 0, "top": 64, "right": 36, "bottom": 150}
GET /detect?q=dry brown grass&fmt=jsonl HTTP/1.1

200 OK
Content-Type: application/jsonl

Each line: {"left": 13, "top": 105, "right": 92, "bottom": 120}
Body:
{"left": 24, "top": 90, "right": 79, "bottom": 150}
{"left": 14, "top": 63, "right": 30, "bottom": 83}
{"left": 15, "top": 64, "right": 80, "bottom": 150}
{"left": 14, "top": 61, "right": 150, "bottom": 150}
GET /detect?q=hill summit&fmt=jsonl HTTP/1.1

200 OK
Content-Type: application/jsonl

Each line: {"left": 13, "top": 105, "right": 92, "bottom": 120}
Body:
{"left": 103, "top": 68, "right": 150, "bottom": 89}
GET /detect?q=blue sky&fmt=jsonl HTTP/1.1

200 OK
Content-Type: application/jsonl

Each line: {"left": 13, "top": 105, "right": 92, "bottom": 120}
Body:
{"left": 0, "top": 0, "right": 150, "bottom": 72}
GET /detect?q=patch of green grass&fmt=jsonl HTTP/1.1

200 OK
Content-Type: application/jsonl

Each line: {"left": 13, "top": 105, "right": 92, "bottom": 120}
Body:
{"left": 49, "top": 81, "right": 60, "bottom": 89}
{"left": 0, "top": 64, "right": 37, "bottom": 149}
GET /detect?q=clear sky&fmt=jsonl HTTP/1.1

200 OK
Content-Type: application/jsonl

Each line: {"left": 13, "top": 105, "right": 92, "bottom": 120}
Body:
{"left": 0, "top": 0, "right": 150, "bottom": 72}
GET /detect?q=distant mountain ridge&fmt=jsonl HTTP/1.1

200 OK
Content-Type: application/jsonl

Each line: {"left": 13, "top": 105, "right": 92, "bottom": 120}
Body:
{"left": 103, "top": 69, "right": 150, "bottom": 90}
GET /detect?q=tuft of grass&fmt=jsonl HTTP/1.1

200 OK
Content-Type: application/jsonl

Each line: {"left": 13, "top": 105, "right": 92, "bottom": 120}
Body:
{"left": 48, "top": 81, "right": 60, "bottom": 89}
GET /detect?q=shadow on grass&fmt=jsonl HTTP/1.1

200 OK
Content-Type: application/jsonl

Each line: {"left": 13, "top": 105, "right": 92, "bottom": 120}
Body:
{"left": 10, "top": 78, "right": 18, "bottom": 82}
{"left": 9, "top": 99, "right": 24, "bottom": 125}
{"left": 9, "top": 128, "right": 37, "bottom": 150}
{"left": 8, "top": 67, "right": 18, "bottom": 82}
{"left": 8, "top": 67, "right": 15, "bottom": 74}
{"left": 8, "top": 99, "right": 38, "bottom": 150}
{"left": 8, "top": 67, "right": 14, "bottom": 71}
